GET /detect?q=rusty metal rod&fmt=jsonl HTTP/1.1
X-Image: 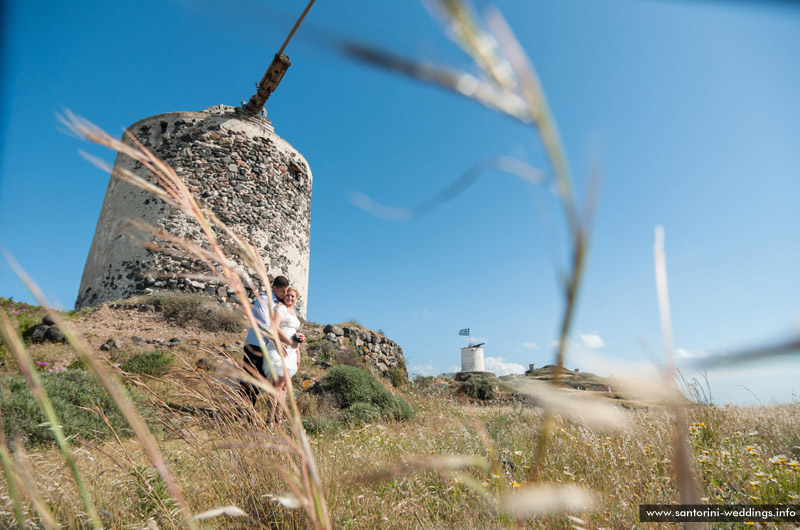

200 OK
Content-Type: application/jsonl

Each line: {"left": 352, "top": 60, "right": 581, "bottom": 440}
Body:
{"left": 244, "top": 0, "right": 317, "bottom": 114}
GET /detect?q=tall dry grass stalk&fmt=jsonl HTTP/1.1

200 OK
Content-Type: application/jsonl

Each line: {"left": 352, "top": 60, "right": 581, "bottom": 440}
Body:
{"left": 653, "top": 226, "right": 702, "bottom": 529}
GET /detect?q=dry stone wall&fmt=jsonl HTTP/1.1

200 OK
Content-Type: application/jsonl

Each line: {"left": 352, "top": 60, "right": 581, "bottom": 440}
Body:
{"left": 319, "top": 324, "right": 407, "bottom": 378}
{"left": 76, "top": 105, "right": 312, "bottom": 317}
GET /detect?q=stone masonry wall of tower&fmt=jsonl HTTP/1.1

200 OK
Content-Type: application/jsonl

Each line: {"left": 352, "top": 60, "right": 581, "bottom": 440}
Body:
{"left": 76, "top": 105, "right": 312, "bottom": 317}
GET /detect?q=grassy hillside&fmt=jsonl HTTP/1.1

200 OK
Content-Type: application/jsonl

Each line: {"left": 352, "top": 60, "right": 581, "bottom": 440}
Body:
{"left": 1, "top": 297, "right": 798, "bottom": 528}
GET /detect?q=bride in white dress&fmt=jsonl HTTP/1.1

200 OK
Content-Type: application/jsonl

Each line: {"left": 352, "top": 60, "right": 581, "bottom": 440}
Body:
{"left": 262, "top": 287, "right": 301, "bottom": 426}
{"left": 264, "top": 287, "right": 301, "bottom": 380}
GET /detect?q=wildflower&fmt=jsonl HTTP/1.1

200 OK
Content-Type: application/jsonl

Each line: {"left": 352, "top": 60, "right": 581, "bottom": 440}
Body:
{"left": 491, "top": 474, "right": 500, "bottom": 480}
{"left": 769, "top": 455, "right": 787, "bottom": 465}
{"left": 514, "top": 451, "right": 522, "bottom": 457}
{"left": 748, "top": 481, "right": 760, "bottom": 487}
{"left": 35, "top": 361, "right": 49, "bottom": 366}
{"left": 510, "top": 481, "right": 521, "bottom": 488}
{"left": 700, "top": 497, "right": 709, "bottom": 503}
{"left": 697, "top": 457, "right": 708, "bottom": 464}
{"left": 481, "top": 482, "right": 488, "bottom": 487}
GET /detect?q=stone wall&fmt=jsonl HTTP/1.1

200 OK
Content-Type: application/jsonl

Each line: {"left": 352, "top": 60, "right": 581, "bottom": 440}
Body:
{"left": 320, "top": 324, "right": 408, "bottom": 379}
{"left": 76, "top": 105, "right": 312, "bottom": 317}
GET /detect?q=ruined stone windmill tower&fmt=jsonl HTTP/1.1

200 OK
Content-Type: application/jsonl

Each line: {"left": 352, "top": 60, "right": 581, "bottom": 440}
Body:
{"left": 76, "top": 6, "right": 314, "bottom": 317}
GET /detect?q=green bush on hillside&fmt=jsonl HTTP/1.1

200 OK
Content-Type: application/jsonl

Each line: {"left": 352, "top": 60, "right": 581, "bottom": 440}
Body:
{"left": 463, "top": 375, "right": 495, "bottom": 401}
{"left": 121, "top": 351, "right": 174, "bottom": 376}
{"left": 388, "top": 368, "right": 405, "bottom": 388}
{"left": 0, "top": 369, "right": 130, "bottom": 446}
{"left": 317, "top": 365, "right": 414, "bottom": 422}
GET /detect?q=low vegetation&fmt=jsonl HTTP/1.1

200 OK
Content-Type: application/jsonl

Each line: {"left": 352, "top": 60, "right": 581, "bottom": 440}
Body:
{"left": 2, "top": 364, "right": 798, "bottom": 528}
{"left": 124, "top": 292, "right": 245, "bottom": 332}
{"left": 462, "top": 374, "right": 496, "bottom": 401}
{"left": 0, "top": 369, "right": 130, "bottom": 446}
{"left": 121, "top": 350, "right": 175, "bottom": 376}
{"left": 0, "top": 297, "right": 95, "bottom": 362}
{"left": 314, "top": 364, "right": 414, "bottom": 424}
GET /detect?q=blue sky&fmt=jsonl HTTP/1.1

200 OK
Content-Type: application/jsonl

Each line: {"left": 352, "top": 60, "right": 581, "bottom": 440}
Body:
{"left": 2, "top": 0, "right": 798, "bottom": 405}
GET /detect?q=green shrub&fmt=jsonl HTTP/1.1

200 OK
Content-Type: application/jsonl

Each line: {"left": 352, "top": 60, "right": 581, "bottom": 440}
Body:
{"left": 122, "top": 351, "right": 174, "bottom": 376}
{"left": 388, "top": 368, "right": 405, "bottom": 388}
{"left": 463, "top": 376, "right": 495, "bottom": 401}
{"left": 343, "top": 402, "right": 381, "bottom": 423}
{"left": 0, "top": 370, "right": 130, "bottom": 446}
{"left": 317, "top": 365, "right": 414, "bottom": 422}
{"left": 302, "top": 414, "right": 338, "bottom": 435}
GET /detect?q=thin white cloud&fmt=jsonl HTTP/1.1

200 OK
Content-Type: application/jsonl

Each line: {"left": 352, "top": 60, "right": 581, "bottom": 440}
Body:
{"left": 580, "top": 333, "right": 605, "bottom": 349}
{"left": 522, "top": 341, "right": 540, "bottom": 349}
{"left": 421, "top": 308, "right": 433, "bottom": 320}
{"left": 409, "top": 362, "right": 438, "bottom": 377}
{"left": 675, "top": 348, "right": 709, "bottom": 359}
{"left": 462, "top": 336, "right": 486, "bottom": 345}
{"left": 484, "top": 356, "right": 526, "bottom": 376}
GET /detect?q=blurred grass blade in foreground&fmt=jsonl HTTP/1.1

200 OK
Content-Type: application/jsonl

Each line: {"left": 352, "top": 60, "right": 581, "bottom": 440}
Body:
{"left": 499, "top": 483, "right": 595, "bottom": 516}
{"left": 653, "top": 226, "right": 703, "bottom": 519}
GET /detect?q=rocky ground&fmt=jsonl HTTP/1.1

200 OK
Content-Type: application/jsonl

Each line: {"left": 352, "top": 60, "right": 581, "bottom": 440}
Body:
{"left": 2, "top": 295, "right": 408, "bottom": 388}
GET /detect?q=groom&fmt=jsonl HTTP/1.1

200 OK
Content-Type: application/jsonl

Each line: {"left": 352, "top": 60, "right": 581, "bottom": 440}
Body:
{"left": 241, "top": 275, "right": 290, "bottom": 405}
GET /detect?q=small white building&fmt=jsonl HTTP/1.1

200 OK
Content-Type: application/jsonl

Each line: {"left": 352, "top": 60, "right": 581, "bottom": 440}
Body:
{"left": 460, "top": 344, "right": 485, "bottom": 372}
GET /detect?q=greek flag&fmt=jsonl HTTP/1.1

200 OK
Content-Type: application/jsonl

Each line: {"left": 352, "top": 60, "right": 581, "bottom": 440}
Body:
{"left": 458, "top": 328, "right": 470, "bottom": 336}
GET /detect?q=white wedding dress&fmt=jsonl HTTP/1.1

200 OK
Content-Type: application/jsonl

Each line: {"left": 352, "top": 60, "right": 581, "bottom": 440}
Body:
{"left": 263, "top": 304, "right": 300, "bottom": 378}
